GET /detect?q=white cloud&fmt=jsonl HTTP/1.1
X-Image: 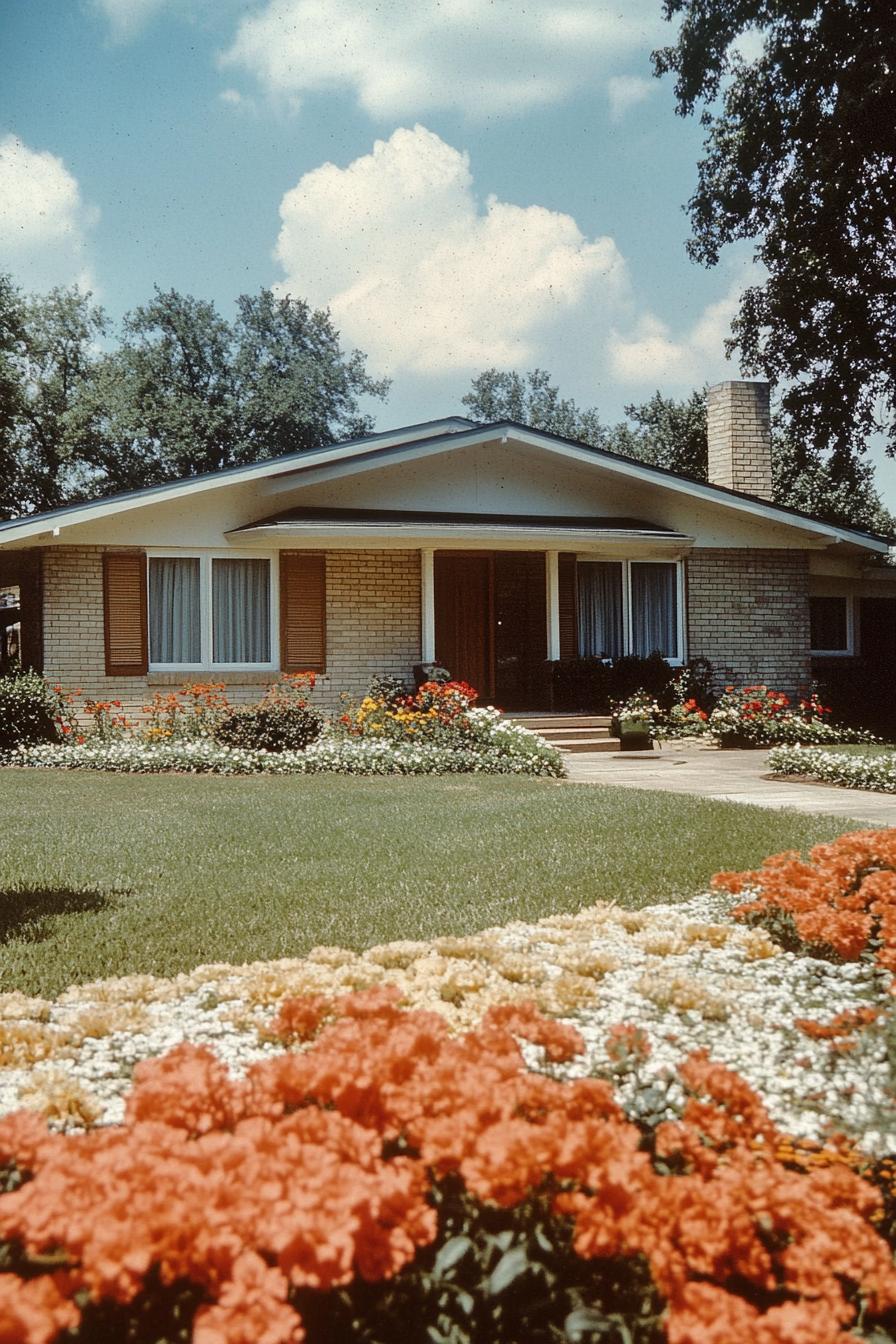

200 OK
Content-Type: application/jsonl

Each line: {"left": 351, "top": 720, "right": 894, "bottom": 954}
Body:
{"left": 92, "top": 0, "right": 173, "bottom": 40}
{"left": 274, "top": 125, "right": 630, "bottom": 377}
{"left": 607, "top": 74, "right": 655, "bottom": 122}
{"left": 609, "top": 288, "right": 743, "bottom": 386}
{"left": 223, "top": 0, "right": 663, "bottom": 118}
{"left": 0, "top": 134, "right": 98, "bottom": 290}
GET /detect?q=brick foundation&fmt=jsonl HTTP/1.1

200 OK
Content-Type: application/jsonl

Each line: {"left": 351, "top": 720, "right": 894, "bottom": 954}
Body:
{"left": 686, "top": 549, "right": 811, "bottom": 698}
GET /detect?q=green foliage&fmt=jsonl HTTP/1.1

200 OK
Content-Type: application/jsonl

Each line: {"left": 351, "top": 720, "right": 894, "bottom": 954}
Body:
{"left": 550, "top": 654, "right": 711, "bottom": 714}
{"left": 0, "top": 670, "right": 65, "bottom": 748}
{"left": 295, "top": 1181, "right": 664, "bottom": 1344}
{"left": 215, "top": 702, "right": 323, "bottom": 753}
{"left": 0, "top": 277, "right": 390, "bottom": 516}
{"left": 653, "top": 0, "right": 896, "bottom": 465}
{"left": 610, "top": 389, "right": 708, "bottom": 481}
{"left": 462, "top": 369, "right": 609, "bottom": 447}
{"left": 0, "top": 279, "right": 109, "bottom": 515}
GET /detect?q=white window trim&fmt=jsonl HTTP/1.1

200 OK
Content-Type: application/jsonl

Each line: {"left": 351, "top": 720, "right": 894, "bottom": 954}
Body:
{"left": 147, "top": 549, "right": 279, "bottom": 673}
{"left": 809, "top": 593, "right": 854, "bottom": 657}
{"left": 575, "top": 557, "right": 686, "bottom": 665}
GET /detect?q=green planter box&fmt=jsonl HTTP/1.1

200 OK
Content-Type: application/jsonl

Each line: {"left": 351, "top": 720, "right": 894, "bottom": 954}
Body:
{"left": 612, "top": 716, "right": 653, "bottom": 752}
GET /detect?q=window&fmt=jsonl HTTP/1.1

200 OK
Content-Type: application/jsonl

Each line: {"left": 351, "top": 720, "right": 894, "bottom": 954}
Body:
{"left": 148, "top": 553, "right": 274, "bottom": 669}
{"left": 577, "top": 562, "right": 624, "bottom": 658}
{"left": 810, "top": 595, "right": 852, "bottom": 655}
{"left": 576, "top": 559, "right": 682, "bottom": 662}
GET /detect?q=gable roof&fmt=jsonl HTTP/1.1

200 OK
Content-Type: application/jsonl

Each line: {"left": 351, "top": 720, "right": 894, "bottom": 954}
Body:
{"left": 0, "top": 415, "right": 890, "bottom": 555}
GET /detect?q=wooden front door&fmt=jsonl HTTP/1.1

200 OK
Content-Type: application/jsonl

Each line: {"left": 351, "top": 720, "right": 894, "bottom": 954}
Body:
{"left": 434, "top": 553, "right": 492, "bottom": 696}
{"left": 433, "top": 552, "right": 549, "bottom": 708}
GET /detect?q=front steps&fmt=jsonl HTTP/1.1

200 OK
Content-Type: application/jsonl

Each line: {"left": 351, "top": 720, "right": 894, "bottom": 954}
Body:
{"left": 507, "top": 713, "right": 621, "bottom": 754}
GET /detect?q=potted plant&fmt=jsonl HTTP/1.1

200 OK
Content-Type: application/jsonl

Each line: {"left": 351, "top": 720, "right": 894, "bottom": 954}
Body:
{"left": 611, "top": 690, "right": 657, "bottom": 751}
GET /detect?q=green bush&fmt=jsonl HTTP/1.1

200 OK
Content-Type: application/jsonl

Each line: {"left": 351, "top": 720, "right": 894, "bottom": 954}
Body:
{"left": 214, "top": 701, "right": 323, "bottom": 753}
{"left": 0, "top": 671, "right": 67, "bottom": 748}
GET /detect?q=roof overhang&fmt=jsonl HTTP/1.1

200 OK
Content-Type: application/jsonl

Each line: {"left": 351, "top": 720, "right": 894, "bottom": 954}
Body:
{"left": 0, "top": 416, "right": 889, "bottom": 557}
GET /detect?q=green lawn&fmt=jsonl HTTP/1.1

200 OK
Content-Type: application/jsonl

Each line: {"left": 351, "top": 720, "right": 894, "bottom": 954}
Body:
{"left": 0, "top": 769, "right": 867, "bottom": 997}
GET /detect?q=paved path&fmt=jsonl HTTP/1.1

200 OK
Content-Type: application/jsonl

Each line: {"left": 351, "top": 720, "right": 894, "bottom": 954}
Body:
{"left": 563, "top": 743, "right": 896, "bottom": 826}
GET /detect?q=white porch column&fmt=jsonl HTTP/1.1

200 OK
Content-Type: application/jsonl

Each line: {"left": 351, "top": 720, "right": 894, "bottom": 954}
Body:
{"left": 546, "top": 550, "right": 561, "bottom": 661}
{"left": 420, "top": 548, "right": 436, "bottom": 662}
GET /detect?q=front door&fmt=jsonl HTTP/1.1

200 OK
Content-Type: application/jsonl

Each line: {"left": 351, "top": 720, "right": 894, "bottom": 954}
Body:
{"left": 433, "top": 552, "right": 548, "bottom": 708}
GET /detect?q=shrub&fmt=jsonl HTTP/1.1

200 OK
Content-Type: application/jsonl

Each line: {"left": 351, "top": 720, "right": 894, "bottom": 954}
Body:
{"left": 709, "top": 684, "right": 872, "bottom": 747}
{"left": 1, "top": 990, "right": 894, "bottom": 1344}
{"left": 215, "top": 673, "right": 324, "bottom": 753}
{"left": 216, "top": 702, "right": 323, "bottom": 753}
{"left": 366, "top": 674, "right": 411, "bottom": 707}
{"left": 714, "top": 827, "right": 896, "bottom": 976}
{"left": 0, "top": 672, "right": 73, "bottom": 749}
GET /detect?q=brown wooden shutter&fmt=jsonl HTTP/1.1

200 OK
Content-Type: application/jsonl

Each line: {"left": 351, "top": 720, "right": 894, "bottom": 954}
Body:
{"left": 558, "top": 552, "right": 577, "bottom": 660}
{"left": 280, "top": 551, "right": 326, "bottom": 672}
{"left": 103, "top": 552, "right": 148, "bottom": 675}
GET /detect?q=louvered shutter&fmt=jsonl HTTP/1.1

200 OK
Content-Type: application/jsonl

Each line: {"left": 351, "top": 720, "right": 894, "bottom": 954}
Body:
{"left": 280, "top": 552, "right": 326, "bottom": 672}
{"left": 103, "top": 553, "right": 148, "bottom": 675}
{"left": 558, "top": 553, "right": 578, "bottom": 660}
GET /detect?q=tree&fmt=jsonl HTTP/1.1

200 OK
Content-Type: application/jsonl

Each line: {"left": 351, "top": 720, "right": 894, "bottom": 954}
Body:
{"left": 653, "top": 0, "right": 896, "bottom": 466}
{"left": 462, "top": 369, "right": 609, "bottom": 448}
{"left": 88, "top": 287, "right": 390, "bottom": 493}
{"left": 0, "top": 281, "right": 391, "bottom": 516}
{"left": 607, "top": 389, "right": 708, "bottom": 480}
{"left": 0, "top": 279, "right": 108, "bottom": 516}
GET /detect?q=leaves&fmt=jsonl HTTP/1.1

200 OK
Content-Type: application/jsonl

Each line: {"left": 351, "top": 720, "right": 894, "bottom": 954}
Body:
{"left": 653, "top": 0, "right": 896, "bottom": 462}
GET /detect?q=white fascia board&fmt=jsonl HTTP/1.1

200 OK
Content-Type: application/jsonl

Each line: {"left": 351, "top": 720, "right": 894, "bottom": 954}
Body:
{"left": 229, "top": 522, "right": 697, "bottom": 552}
{"left": 0, "top": 417, "right": 474, "bottom": 549}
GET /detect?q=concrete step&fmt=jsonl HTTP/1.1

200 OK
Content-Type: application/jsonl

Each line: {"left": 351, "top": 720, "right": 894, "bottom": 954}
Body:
{"left": 533, "top": 724, "right": 612, "bottom": 737}
{"left": 508, "top": 714, "right": 613, "bottom": 730}
{"left": 551, "top": 737, "right": 622, "bottom": 753}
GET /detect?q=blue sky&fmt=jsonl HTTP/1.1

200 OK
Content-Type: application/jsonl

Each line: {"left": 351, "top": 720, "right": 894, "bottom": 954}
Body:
{"left": 4, "top": 0, "right": 895, "bottom": 502}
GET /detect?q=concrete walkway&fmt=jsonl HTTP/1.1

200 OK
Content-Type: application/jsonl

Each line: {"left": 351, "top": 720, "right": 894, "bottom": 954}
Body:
{"left": 563, "top": 742, "right": 896, "bottom": 826}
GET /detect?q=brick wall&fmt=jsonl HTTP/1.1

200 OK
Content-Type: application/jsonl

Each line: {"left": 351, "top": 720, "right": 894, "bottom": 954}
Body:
{"left": 687, "top": 548, "right": 811, "bottom": 698}
{"left": 706, "top": 381, "right": 773, "bottom": 499}
{"left": 41, "top": 546, "right": 422, "bottom": 717}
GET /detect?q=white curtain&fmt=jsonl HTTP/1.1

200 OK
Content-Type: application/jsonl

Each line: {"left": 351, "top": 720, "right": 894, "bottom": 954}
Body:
{"left": 630, "top": 562, "right": 677, "bottom": 658}
{"left": 149, "top": 558, "right": 200, "bottom": 664}
{"left": 577, "top": 562, "right": 624, "bottom": 658}
{"left": 212, "top": 558, "right": 270, "bottom": 663}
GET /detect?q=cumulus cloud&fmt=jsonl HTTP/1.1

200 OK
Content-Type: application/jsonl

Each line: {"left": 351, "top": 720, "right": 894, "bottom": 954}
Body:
{"left": 609, "top": 287, "right": 744, "bottom": 387}
{"left": 223, "top": 0, "right": 663, "bottom": 118}
{"left": 607, "top": 75, "right": 655, "bottom": 122}
{"left": 274, "top": 125, "right": 630, "bottom": 377}
{"left": 0, "top": 134, "right": 98, "bottom": 290}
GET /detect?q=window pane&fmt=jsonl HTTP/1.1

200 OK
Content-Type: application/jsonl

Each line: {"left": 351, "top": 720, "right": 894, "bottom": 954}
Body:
{"left": 149, "top": 558, "right": 201, "bottom": 664}
{"left": 212, "top": 558, "right": 270, "bottom": 663}
{"left": 810, "top": 596, "right": 848, "bottom": 651}
{"left": 630, "top": 562, "right": 678, "bottom": 658}
{"left": 577, "top": 562, "right": 623, "bottom": 658}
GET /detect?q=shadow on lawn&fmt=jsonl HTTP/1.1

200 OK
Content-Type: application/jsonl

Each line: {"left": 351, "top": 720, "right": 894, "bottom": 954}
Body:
{"left": 0, "top": 886, "right": 119, "bottom": 944}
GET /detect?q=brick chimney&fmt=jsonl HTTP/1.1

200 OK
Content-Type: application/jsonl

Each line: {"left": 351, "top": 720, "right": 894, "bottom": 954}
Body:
{"left": 707, "top": 380, "right": 773, "bottom": 499}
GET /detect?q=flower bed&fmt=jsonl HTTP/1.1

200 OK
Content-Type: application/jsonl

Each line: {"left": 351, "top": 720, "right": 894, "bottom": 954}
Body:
{"left": 2, "top": 987, "right": 895, "bottom": 1344}
{"left": 2, "top": 828, "right": 896, "bottom": 1341}
{"left": 769, "top": 744, "right": 896, "bottom": 794}
{"left": 0, "top": 677, "right": 564, "bottom": 778}
{"left": 709, "top": 685, "right": 870, "bottom": 748}
{"left": 2, "top": 726, "right": 563, "bottom": 777}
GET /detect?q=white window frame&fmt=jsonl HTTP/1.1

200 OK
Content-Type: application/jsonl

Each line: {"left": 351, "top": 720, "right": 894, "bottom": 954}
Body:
{"left": 809, "top": 593, "right": 854, "bottom": 657}
{"left": 575, "top": 557, "right": 686, "bottom": 665}
{"left": 147, "top": 549, "right": 279, "bottom": 673}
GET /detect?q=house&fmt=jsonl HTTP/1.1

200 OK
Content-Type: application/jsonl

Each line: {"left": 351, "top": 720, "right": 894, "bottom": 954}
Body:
{"left": 0, "top": 379, "right": 893, "bottom": 716}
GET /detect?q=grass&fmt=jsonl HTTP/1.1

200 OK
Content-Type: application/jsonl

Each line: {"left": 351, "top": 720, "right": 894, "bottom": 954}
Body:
{"left": 0, "top": 769, "right": 869, "bottom": 997}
